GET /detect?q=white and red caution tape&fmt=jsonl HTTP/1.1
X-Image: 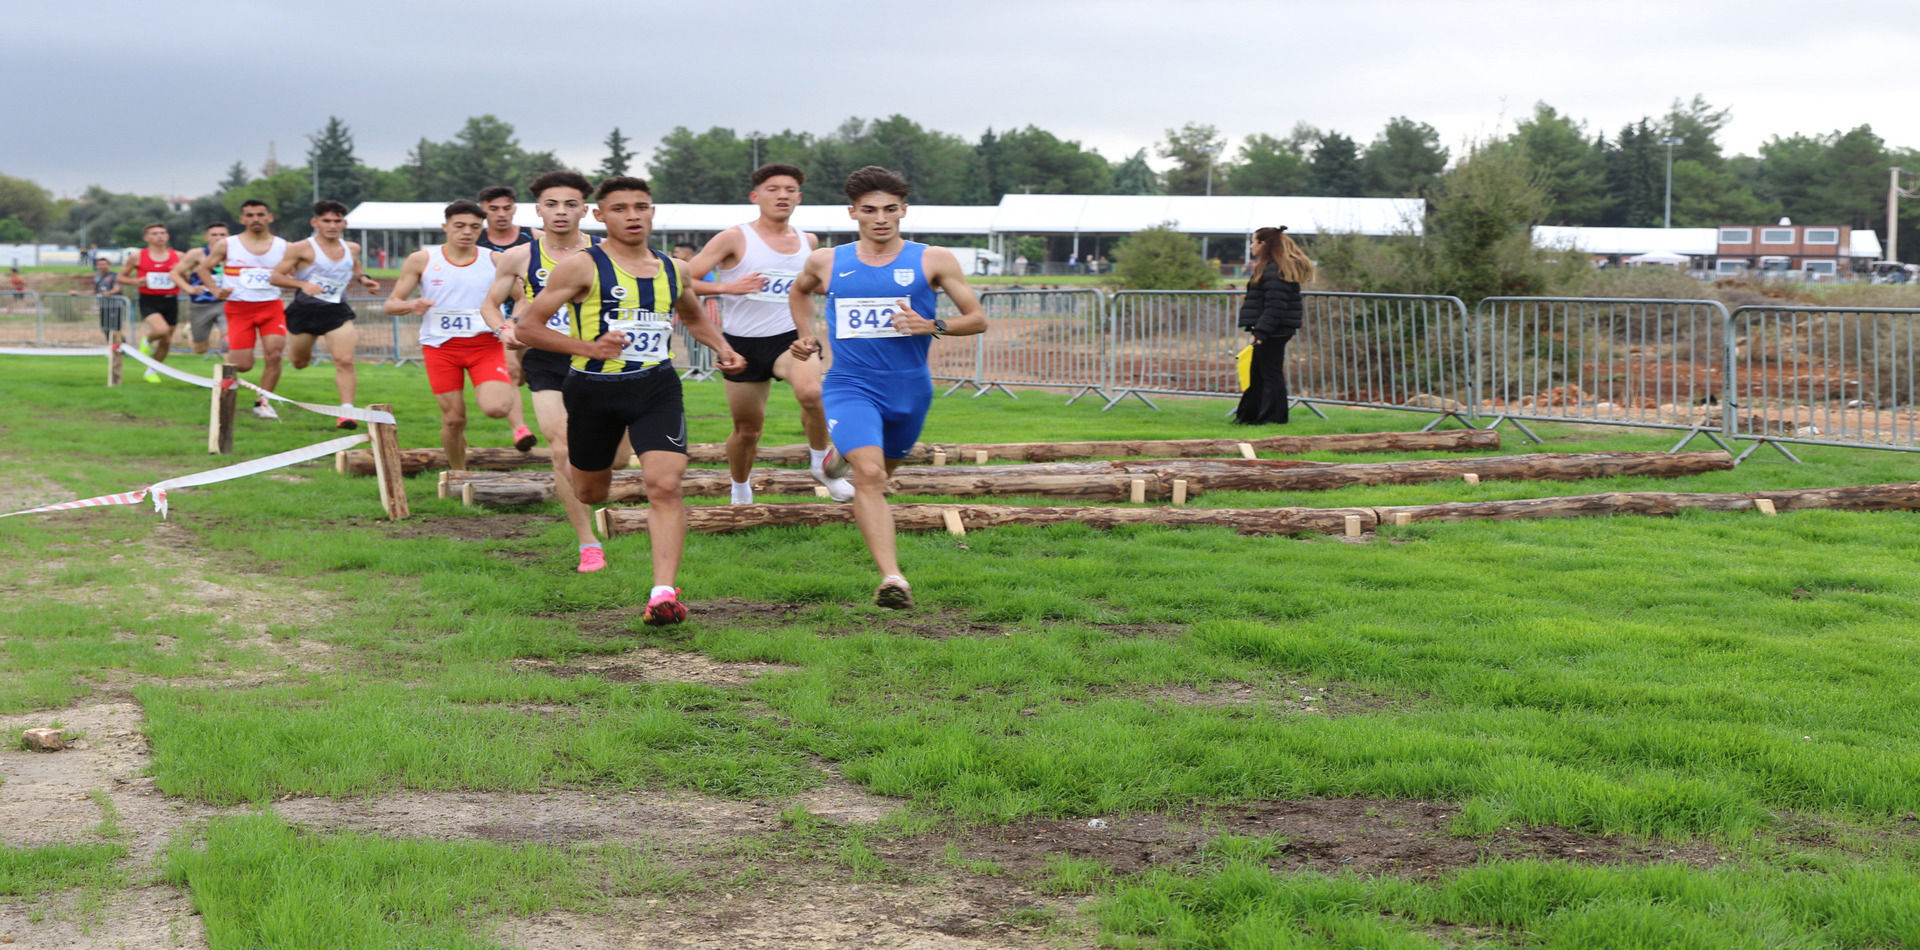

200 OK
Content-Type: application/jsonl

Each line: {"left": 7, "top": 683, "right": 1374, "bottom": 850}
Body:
{"left": 114, "top": 344, "right": 396, "bottom": 426}
{"left": 0, "top": 434, "right": 369, "bottom": 520}
{"left": 0, "top": 346, "right": 115, "bottom": 356}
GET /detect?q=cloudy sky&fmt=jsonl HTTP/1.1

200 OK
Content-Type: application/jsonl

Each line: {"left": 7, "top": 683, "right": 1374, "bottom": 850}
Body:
{"left": 9, "top": 0, "right": 1919, "bottom": 199}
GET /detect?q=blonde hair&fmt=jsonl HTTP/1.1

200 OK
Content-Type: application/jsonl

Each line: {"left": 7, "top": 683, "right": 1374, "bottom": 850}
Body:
{"left": 1250, "top": 226, "right": 1314, "bottom": 284}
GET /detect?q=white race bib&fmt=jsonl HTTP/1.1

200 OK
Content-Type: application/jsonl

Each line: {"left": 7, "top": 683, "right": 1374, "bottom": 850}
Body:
{"left": 747, "top": 269, "right": 799, "bottom": 303}
{"left": 312, "top": 277, "right": 345, "bottom": 304}
{"left": 428, "top": 308, "right": 486, "bottom": 337}
{"left": 835, "top": 297, "right": 908, "bottom": 339}
{"left": 606, "top": 313, "right": 671, "bottom": 364}
{"left": 237, "top": 267, "right": 274, "bottom": 291}
{"left": 144, "top": 272, "right": 175, "bottom": 291}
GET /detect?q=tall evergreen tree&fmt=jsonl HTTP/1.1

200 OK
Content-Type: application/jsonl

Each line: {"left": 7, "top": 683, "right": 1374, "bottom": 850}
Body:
{"left": 1229, "top": 133, "right": 1309, "bottom": 195}
{"left": 1510, "top": 103, "right": 1612, "bottom": 225}
{"left": 1603, "top": 120, "right": 1665, "bottom": 227}
{"left": 1361, "top": 117, "right": 1448, "bottom": 197}
{"left": 305, "top": 116, "right": 370, "bottom": 208}
{"left": 1158, "top": 123, "right": 1230, "bottom": 195}
{"left": 597, "top": 127, "right": 634, "bottom": 178}
{"left": 218, "top": 161, "right": 251, "bottom": 193}
{"left": 1109, "top": 149, "right": 1162, "bottom": 195}
{"left": 1306, "top": 132, "right": 1365, "bottom": 197}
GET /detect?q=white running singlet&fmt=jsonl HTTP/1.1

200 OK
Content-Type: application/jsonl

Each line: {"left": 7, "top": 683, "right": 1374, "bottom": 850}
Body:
{"left": 222, "top": 235, "right": 289, "bottom": 303}
{"left": 714, "top": 222, "right": 809, "bottom": 338}
{"left": 294, "top": 238, "right": 356, "bottom": 304}
{"left": 416, "top": 245, "right": 498, "bottom": 348}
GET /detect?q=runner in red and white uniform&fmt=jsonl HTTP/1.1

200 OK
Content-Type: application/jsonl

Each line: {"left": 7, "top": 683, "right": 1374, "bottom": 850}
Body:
{"left": 115, "top": 222, "right": 181, "bottom": 381}
{"left": 272, "top": 200, "right": 381, "bottom": 428}
{"left": 196, "top": 199, "right": 289, "bottom": 419}
{"left": 383, "top": 200, "right": 516, "bottom": 472}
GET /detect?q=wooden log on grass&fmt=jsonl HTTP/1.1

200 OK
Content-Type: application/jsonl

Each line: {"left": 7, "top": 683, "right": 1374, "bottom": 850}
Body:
{"left": 596, "top": 482, "right": 1920, "bottom": 538}
{"left": 335, "top": 428, "right": 1501, "bottom": 476}
{"left": 449, "top": 451, "right": 1726, "bottom": 507}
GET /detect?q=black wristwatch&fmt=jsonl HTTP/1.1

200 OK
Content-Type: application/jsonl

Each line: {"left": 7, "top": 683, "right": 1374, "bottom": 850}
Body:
{"left": 931, "top": 317, "right": 948, "bottom": 337}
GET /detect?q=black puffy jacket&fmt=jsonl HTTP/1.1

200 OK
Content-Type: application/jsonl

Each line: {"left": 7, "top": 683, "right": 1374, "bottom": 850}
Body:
{"left": 1237, "top": 266, "right": 1303, "bottom": 338}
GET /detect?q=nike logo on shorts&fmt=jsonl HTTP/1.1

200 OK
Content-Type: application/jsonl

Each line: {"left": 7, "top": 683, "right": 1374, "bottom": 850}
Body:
{"left": 666, "top": 435, "right": 684, "bottom": 446}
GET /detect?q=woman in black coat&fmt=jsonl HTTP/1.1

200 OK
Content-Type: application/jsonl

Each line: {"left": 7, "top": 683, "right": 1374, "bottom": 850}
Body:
{"left": 1234, "top": 226, "right": 1313, "bottom": 424}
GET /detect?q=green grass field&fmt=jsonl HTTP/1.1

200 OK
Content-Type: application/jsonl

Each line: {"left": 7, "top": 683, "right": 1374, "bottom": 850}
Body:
{"left": 1, "top": 355, "right": 1918, "bottom": 948}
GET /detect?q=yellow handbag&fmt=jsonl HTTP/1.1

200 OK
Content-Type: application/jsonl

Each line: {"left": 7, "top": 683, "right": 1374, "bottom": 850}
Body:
{"left": 1235, "top": 344, "right": 1253, "bottom": 392}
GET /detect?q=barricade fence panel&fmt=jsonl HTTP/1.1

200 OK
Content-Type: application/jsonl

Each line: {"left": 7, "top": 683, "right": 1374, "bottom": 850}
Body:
{"left": 972, "top": 289, "right": 1107, "bottom": 399}
{"left": 15, "top": 293, "right": 134, "bottom": 346}
{"left": 1290, "top": 292, "right": 1472, "bottom": 416}
{"left": 1474, "top": 297, "right": 1732, "bottom": 433}
{"left": 1728, "top": 305, "right": 1920, "bottom": 451}
{"left": 1105, "top": 290, "right": 1245, "bottom": 405}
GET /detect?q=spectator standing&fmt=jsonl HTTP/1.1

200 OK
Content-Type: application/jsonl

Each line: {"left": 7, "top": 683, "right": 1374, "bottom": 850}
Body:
{"left": 1234, "top": 226, "right": 1312, "bottom": 425}
{"left": 91, "top": 257, "right": 123, "bottom": 341}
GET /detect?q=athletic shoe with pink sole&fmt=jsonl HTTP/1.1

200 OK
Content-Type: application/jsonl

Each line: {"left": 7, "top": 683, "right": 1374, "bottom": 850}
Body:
{"left": 643, "top": 587, "right": 687, "bottom": 626}
{"left": 513, "top": 424, "right": 537, "bottom": 452}
{"left": 577, "top": 546, "right": 607, "bottom": 573}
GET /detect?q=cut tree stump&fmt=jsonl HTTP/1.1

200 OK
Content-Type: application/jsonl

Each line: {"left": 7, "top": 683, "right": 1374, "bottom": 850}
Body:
{"left": 596, "top": 482, "right": 1920, "bottom": 537}
{"left": 449, "top": 451, "right": 1729, "bottom": 507}
{"left": 335, "top": 428, "right": 1501, "bottom": 477}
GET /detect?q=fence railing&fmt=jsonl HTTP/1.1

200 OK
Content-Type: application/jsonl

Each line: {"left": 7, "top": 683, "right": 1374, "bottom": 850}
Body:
{"left": 1291, "top": 292, "right": 1472, "bottom": 427}
{"left": 961, "top": 289, "right": 1108, "bottom": 402}
{"left": 1725, "top": 305, "right": 1920, "bottom": 459}
{"left": 0, "top": 293, "right": 133, "bottom": 346}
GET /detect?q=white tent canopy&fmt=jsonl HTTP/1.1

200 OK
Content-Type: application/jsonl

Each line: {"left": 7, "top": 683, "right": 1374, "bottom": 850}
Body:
{"left": 1532, "top": 226, "right": 1717, "bottom": 256}
{"left": 342, "top": 202, "right": 999, "bottom": 236}
{"left": 1626, "top": 250, "right": 1691, "bottom": 265}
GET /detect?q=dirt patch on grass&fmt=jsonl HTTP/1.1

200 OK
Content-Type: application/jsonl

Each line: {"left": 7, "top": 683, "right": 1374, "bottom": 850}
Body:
{"left": 377, "top": 513, "right": 552, "bottom": 543}
{"left": 516, "top": 647, "right": 799, "bottom": 687}
{"left": 924, "top": 798, "right": 1730, "bottom": 881}
{"left": 544, "top": 597, "right": 1168, "bottom": 642}
{"left": 0, "top": 458, "right": 70, "bottom": 513}
{"left": 1134, "top": 679, "right": 1397, "bottom": 716}
{"left": 0, "top": 885, "right": 207, "bottom": 949}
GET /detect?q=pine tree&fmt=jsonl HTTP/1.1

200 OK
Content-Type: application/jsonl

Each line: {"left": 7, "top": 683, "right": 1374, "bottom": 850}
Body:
{"left": 218, "top": 162, "right": 250, "bottom": 193}
{"left": 597, "top": 127, "right": 634, "bottom": 178}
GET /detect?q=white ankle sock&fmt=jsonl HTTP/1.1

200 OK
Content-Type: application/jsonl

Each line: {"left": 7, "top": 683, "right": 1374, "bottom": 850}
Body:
{"left": 809, "top": 447, "right": 829, "bottom": 466}
{"left": 650, "top": 584, "right": 676, "bottom": 600}
{"left": 730, "top": 480, "right": 753, "bottom": 504}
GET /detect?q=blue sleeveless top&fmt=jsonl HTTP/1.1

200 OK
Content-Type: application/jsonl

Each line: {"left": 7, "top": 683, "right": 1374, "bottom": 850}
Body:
{"left": 823, "top": 241, "right": 936, "bottom": 375}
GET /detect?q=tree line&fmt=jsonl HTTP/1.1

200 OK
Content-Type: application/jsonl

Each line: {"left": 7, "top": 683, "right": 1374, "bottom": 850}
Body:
{"left": 1, "top": 100, "right": 1916, "bottom": 260}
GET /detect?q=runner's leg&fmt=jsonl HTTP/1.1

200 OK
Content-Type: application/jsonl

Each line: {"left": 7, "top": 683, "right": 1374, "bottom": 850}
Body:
{"left": 775, "top": 350, "right": 830, "bottom": 450}
{"left": 434, "top": 389, "right": 470, "bottom": 471}
{"left": 532, "top": 389, "right": 597, "bottom": 547}
{"left": 145, "top": 313, "right": 172, "bottom": 362}
{"left": 723, "top": 379, "right": 772, "bottom": 483}
{"left": 287, "top": 333, "right": 318, "bottom": 370}
{"left": 638, "top": 449, "right": 688, "bottom": 588}
{"left": 325, "top": 322, "right": 358, "bottom": 406}
{"left": 258, "top": 333, "right": 285, "bottom": 392}
{"left": 846, "top": 446, "right": 902, "bottom": 579}
{"left": 474, "top": 379, "right": 514, "bottom": 420}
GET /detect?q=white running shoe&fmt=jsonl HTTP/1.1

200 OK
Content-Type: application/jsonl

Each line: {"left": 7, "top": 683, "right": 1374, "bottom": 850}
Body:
{"left": 810, "top": 453, "right": 856, "bottom": 502}
{"left": 819, "top": 446, "right": 851, "bottom": 479}
{"left": 251, "top": 400, "right": 280, "bottom": 420}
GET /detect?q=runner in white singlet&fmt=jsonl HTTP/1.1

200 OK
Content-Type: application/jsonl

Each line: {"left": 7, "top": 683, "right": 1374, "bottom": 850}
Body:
{"left": 687, "top": 163, "right": 851, "bottom": 504}
{"left": 195, "top": 199, "right": 290, "bottom": 419}
{"left": 271, "top": 200, "right": 380, "bottom": 428}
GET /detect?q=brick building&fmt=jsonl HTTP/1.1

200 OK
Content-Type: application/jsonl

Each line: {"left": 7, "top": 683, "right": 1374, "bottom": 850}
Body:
{"left": 1713, "top": 221, "right": 1879, "bottom": 277}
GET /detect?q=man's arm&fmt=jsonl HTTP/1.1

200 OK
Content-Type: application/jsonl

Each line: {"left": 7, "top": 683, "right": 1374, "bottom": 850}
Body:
{"left": 346, "top": 242, "right": 379, "bottom": 293}
{"left": 687, "top": 227, "right": 758, "bottom": 297}
{"left": 893, "top": 246, "right": 987, "bottom": 337}
{"left": 480, "top": 245, "right": 530, "bottom": 340}
{"left": 114, "top": 254, "right": 141, "bottom": 288}
{"left": 269, "top": 242, "right": 319, "bottom": 295}
{"left": 672, "top": 262, "right": 744, "bottom": 373}
{"left": 786, "top": 247, "right": 832, "bottom": 360}
{"left": 196, "top": 241, "right": 232, "bottom": 300}
{"left": 381, "top": 251, "right": 432, "bottom": 316}
{"left": 168, "top": 249, "right": 204, "bottom": 295}
{"left": 513, "top": 254, "right": 622, "bottom": 362}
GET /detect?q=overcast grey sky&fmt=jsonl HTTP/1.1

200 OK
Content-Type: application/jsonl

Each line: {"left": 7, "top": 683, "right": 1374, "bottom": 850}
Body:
{"left": 9, "top": 0, "right": 1919, "bottom": 199}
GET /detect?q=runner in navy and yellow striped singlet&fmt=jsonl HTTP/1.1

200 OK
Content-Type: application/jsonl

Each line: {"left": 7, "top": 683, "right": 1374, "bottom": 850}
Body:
{"left": 514, "top": 176, "right": 745, "bottom": 627}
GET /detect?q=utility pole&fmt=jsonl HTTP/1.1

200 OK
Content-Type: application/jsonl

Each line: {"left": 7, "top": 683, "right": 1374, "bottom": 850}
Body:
{"left": 1659, "top": 137, "right": 1682, "bottom": 228}
{"left": 1890, "top": 167, "right": 1915, "bottom": 263}
{"left": 305, "top": 133, "right": 320, "bottom": 203}
{"left": 1202, "top": 143, "right": 1222, "bottom": 260}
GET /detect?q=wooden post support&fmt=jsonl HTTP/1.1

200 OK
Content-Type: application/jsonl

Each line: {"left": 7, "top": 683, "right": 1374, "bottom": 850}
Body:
{"left": 437, "top": 470, "right": 452, "bottom": 499}
{"left": 368, "top": 402, "right": 410, "bottom": 520}
{"left": 933, "top": 451, "right": 948, "bottom": 466}
{"left": 1344, "top": 514, "right": 1363, "bottom": 537}
{"left": 975, "top": 450, "right": 990, "bottom": 465}
{"left": 207, "top": 364, "right": 237, "bottom": 455}
{"left": 335, "top": 451, "right": 350, "bottom": 474}
{"left": 1130, "top": 479, "right": 1147, "bottom": 504}
{"left": 813, "top": 486, "right": 829, "bottom": 498}
{"left": 1462, "top": 473, "right": 1481, "bottom": 486}
{"left": 593, "top": 506, "right": 611, "bottom": 537}
{"left": 107, "top": 332, "right": 122, "bottom": 387}
{"left": 1754, "top": 498, "right": 1778, "bottom": 516}
{"left": 1171, "top": 479, "right": 1188, "bottom": 506}
{"left": 1237, "top": 442, "right": 1256, "bottom": 460}
{"left": 461, "top": 483, "right": 476, "bottom": 507}
{"left": 942, "top": 509, "right": 966, "bottom": 537}
{"left": 1393, "top": 511, "right": 1413, "bottom": 526}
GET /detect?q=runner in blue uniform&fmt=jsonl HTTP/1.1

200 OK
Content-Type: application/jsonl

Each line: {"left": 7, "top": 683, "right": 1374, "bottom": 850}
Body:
{"left": 788, "top": 166, "right": 988, "bottom": 609}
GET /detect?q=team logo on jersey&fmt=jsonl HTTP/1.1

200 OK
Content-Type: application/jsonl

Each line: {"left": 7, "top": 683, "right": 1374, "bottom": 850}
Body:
{"left": 893, "top": 269, "right": 914, "bottom": 287}
{"left": 534, "top": 268, "right": 550, "bottom": 282}
{"left": 610, "top": 284, "right": 629, "bottom": 300}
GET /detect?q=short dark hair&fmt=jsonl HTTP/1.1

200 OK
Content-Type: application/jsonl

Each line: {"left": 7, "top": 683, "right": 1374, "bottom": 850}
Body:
{"left": 595, "top": 176, "right": 652, "bottom": 202}
{"left": 673, "top": 242, "right": 696, "bottom": 251}
{"left": 240, "top": 198, "right": 272, "bottom": 212}
{"left": 843, "top": 165, "right": 909, "bottom": 203}
{"left": 529, "top": 171, "right": 593, "bottom": 201}
{"left": 477, "top": 186, "right": 516, "bottom": 204}
{"left": 311, "top": 200, "right": 349, "bottom": 217}
{"left": 143, "top": 222, "right": 167, "bottom": 232}
{"left": 205, "top": 221, "right": 230, "bottom": 232}
{"left": 751, "top": 163, "right": 806, "bottom": 188}
{"left": 444, "top": 199, "right": 485, "bottom": 221}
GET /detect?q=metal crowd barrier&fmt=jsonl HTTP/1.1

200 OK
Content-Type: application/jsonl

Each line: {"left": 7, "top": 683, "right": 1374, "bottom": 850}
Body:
{"left": 1474, "top": 297, "right": 1734, "bottom": 450}
{"left": 964, "top": 288, "right": 1109, "bottom": 402}
{"left": 1725, "top": 305, "right": 1920, "bottom": 460}
{"left": 1102, "top": 290, "right": 1245, "bottom": 409}
{"left": 3, "top": 293, "right": 134, "bottom": 346}
{"left": 1290, "top": 292, "right": 1472, "bottom": 427}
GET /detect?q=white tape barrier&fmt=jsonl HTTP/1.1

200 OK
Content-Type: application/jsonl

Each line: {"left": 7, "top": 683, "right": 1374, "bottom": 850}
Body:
{"left": 114, "top": 344, "right": 396, "bottom": 426}
{"left": 0, "top": 346, "right": 115, "bottom": 356}
{"left": 0, "top": 434, "right": 369, "bottom": 520}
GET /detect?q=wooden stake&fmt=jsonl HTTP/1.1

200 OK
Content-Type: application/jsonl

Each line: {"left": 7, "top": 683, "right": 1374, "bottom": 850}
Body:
{"left": 368, "top": 402, "right": 410, "bottom": 520}
{"left": 1754, "top": 498, "right": 1777, "bottom": 516}
{"left": 437, "top": 470, "right": 452, "bottom": 499}
{"left": 1462, "top": 473, "right": 1480, "bottom": 485}
{"left": 1344, "top": 514, "right": 1363, "bottom": 537}
{"left": 1237, "top": 442, "right": 1256, "bottom": 460}
{"left": 942, "top": 509, "right": 966, "bottom": 536}
{"left": 933, "top": 451, "right": 947, "bottom": 466}
{"left": 975, "top": 450, "right": 989, "bottom": 465}
{"left": 1130, "top": 479, "right": 1147, "bottom": 504}
{"left": 813, "top": 486, "right": 829, "bottom": 498}
{"left": 461, "top": 483, "right": 476, "bottom": 506}
{"left": 1393, "top": 511, "right": 1413, "bottom": 526}
{"left": 593, "top": 506, "right": 610, "bottom": 537}
{"left": 107, "top": 332, "right": 122, "bottom": 387}
{"left": 1171, "top": 479, "right": 1188, "bottom": 506}
{"left": 335, "top": 451, "right": 349, "bottom": 474}
{"left": 207, "top": 365, "right": 236, "bottom": 455}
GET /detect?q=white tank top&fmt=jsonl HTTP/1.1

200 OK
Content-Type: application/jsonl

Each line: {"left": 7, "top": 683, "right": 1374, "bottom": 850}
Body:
{"left": 293, "top": 238, "right": 356, "bottom": 304}
{"left": 222, "top": 235, "right": 288, "bottom": 303}
{"left": 416, "top": 245, "right": 498, "bottom": 347}
{"left": 715, "top": 222, "right": 809, "bottom": 338}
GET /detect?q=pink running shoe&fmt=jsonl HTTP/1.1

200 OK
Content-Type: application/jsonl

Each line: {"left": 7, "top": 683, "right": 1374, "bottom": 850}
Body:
{"left": 577, "top": 546, "right": 607, "bottom": 574}
{"left": 513, "top": 424, "right": 537, "bottom": 452}
{"left": 643, "top": 587, "right": 687, "bottom": 626}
